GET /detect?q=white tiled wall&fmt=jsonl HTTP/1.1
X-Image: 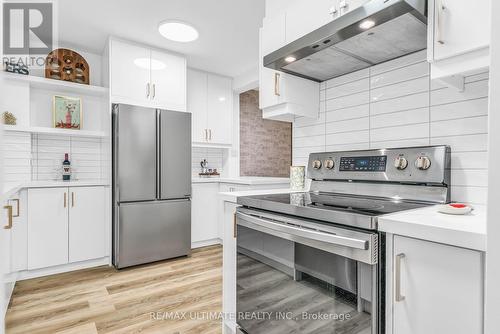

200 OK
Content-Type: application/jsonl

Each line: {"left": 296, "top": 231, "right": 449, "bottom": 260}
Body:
{"left": 2, "top": 131, "right": 106, "bottom": 183}
{"left": 293, "top": 50, "right": 489, "bottom": 204}
{"left": 192, "top": 147, "right": 225, "bottom": 177}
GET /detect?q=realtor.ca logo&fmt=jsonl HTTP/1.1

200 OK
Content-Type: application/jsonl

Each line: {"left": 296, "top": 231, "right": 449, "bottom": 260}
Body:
{"left": 3, "top": 1, "right": 56, "bottom": 68}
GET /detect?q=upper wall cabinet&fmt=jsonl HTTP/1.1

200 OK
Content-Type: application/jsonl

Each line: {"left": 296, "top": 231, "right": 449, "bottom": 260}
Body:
{"left": 286, "top": 0, "right": 370, "bottom": 43}
{"left": 187, "top": 69, "right": 233, "bottom": 146}
{"left": 110, "top": 39, "right": 187, "bottom": 112}
{"left": 427, "top": 0, "right": 490, "bottom": 84}
{"left": 259, "top": 14, "right": 319, "bottom": 122}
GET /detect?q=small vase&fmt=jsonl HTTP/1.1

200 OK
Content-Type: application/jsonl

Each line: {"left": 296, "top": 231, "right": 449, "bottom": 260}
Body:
{"left": 290, "top": 166, "right": 305, "bottom": 191}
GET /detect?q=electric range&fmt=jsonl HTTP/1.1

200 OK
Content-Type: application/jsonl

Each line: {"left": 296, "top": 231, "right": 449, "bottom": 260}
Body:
{"left": 235, "top": 146, "right": 451, "bottom": 334}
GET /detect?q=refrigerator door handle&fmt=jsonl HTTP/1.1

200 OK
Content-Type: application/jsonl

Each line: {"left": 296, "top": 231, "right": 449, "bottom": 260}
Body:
{"left": 156, "top": 109, "right": 161, "bottom": 199}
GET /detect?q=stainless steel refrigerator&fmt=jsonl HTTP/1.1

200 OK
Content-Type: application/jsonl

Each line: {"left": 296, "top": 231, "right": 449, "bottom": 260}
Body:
{"left": 112, "top": 104, "right": 191, "bottom": 269}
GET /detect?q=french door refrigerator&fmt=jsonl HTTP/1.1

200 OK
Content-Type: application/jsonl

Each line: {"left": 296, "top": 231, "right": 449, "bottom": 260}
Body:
{"left": 112, "top": 104, "right": 191, "bottom": 269}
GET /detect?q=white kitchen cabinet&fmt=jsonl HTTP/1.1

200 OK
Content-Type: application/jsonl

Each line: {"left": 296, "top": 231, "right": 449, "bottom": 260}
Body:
{"left": 28, "top": 188, "right": 69, "bottom": 270}
{"left": 191, "top": 183, "right": 220, "bottom": 246}
{"left": 259, "top": 16, "right": 320, "bottom": 122}
{"left": 391, "top": 235, "right": 483, "bottom": 334}
{"left": 110, "top": 38, "right": 187, "bottom": 111}
{"left": 150, "top": 49, "right": 187, "bottom": 111}
{"left": 27, "top": 186, "right": 107, "bottom": 270}
{"left": 188, "top": 69, "right": 233, "bottom": 146}
{"left": 188, "top": 69, "right": 208, "bottom": 143}
{"left": 1, "top": 200, "right": 13, "bottom": 323}
{"left": 207, "top": 74, "right": 233, "bottom": 145}
{"left": 9, "top": 191, "right": 28, "bottom": 272}
{"left": 286, "top": 0, "right": 336, "bottom": 43}
{"left": 222, "top": 201, "right": 239, "bottom": 334}
{"left": 68, "top": 187, "right": 106, "bottom": 263}
{"left": 427, "top": 0, "right": 490, "bottom": 82}
{"left": 110, "top": 39, "right": 151, "bottom": 103}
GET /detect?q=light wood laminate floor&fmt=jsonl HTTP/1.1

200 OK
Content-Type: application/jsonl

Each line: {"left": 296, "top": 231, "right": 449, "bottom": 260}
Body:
{"left": 6, "top": 245, "right": 222, "bottom": 334}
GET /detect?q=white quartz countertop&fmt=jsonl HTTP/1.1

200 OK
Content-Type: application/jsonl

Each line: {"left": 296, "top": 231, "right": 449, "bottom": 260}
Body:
{"left": 378, "top": 205, "right": 487, "bottom": 251}
{"left": 193, "top": 176, "right": 289, "bottom": 185}
{"left": 3, "top": 180, "right": 110, "bottom": 199}
{"left": 219, "top": 188, "right": 304, "bottom": 204}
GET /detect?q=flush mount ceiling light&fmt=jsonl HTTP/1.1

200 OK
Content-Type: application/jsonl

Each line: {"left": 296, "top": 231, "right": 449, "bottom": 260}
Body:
{"left": 285, "top": 56, "right": 297, "bottom": 63}
{"left": 158, "top": 20, "right": 199, "bottom": 42}
{"left": 134, "top": 58, "right": 166, "bottom": 70}
{"left": 359, "top": 19, "right": 376, "bottom": 30}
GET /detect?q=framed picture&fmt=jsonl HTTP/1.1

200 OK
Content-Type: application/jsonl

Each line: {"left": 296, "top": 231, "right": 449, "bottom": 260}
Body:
{"left": 53, "top": 95, "right": 82, "bottom": 129}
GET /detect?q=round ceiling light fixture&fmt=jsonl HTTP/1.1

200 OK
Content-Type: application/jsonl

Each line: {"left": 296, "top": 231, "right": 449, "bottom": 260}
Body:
{"left": 158, "top": 20, "right": 199, "bottom": 42}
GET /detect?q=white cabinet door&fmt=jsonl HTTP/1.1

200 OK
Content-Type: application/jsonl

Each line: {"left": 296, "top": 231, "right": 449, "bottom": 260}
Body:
{"left": 9, "top": 190, "right": 27, "bottom": 272}
{"left": 110, "top": 40, "right": 151, "bottom": 103}
{"left": 431, "top": 0, "right": 490, "bottom": 61}
{"left": 393, "top": 235, "right": 483, "bottom": 334}
{"left": 191, "top": 183, "right": 219, "bottom": 245}
{"left": 207, "top": 74, "right": 233, "bottom": 145}
{"left": 1, "top": 203, "right": 12, "bottom": 324}
{"left": 150, "top": 50, "right": 187, "bottom": 112}
{"left": 340, "top": 0, "right": 370, "bottom": 15}
{"left": 188, "top": 69, "right": 208, "bottom": 143}
{"left": 286, "top": 0, "right": 337, "bottom": 43}
{"left": 68, "top": 187, "right": 106, "bottom": 263}
{"left": 27, "top": 188, "right": 69, "bottom": 270}
{"left": 261, "top": 13, "right": 286, "bottom": 55}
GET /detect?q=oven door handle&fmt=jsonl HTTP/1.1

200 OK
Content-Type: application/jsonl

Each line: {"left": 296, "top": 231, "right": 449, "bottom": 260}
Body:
{"left": 237, "top": 212, "right": 368, "bottom": 250}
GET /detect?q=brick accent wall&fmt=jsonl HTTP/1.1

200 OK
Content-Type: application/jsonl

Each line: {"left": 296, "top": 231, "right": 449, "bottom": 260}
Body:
{"left": 240, "top": 90, "right": 292, "bottom": 177}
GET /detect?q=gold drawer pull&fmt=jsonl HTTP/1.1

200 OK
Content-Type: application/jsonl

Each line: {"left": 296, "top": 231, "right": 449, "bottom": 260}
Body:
{"left": 4, "top": 205, "right": 13, "bottom": 229}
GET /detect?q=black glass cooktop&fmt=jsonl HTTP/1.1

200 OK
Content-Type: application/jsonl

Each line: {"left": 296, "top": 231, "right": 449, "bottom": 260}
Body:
{"left": 237, "top": 192, "right": 433, "bottom": 230}
{"left": 249, "top": 192, "right": 430, "bottom": 216}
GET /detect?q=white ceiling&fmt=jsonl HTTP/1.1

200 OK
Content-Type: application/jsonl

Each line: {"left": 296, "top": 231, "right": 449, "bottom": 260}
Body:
{"left": 57, "top": 0, "right": 265, "bottom": 78}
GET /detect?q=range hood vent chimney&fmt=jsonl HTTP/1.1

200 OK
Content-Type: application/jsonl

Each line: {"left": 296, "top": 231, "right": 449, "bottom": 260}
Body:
{"left": 264, "top": 0, "right": 427, "bottom": 82}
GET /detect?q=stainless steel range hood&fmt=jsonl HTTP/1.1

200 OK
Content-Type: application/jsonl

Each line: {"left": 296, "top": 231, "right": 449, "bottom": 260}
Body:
{"left": 264, "top": 0, "right": 427, "bottom": 82}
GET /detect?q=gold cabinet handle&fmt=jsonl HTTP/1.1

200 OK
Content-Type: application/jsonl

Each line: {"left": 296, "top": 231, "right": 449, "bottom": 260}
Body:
{"left": 3, "top": 205, "right": 13, "bottom": 229}
{"left": 274, "top": 72, "right": 281, "bottom": 96}
{"left": 437, "top": 0, "right": 446, "bottom": 45}
{"left": 64, "top": 192, "right": 67, "bottom": 208}
{"left": 209, "top": 129, "right": 212, "bottom": 141}
{"left": 10, "top": 198, "right": 20, "bottom": 217}
{"left": 233, "top": 213, "right": 237, "bottom": 238}
{"left": 146, "top": 83, "right": 150, "bottom": 98}
{"left": 205, "top": 129, "right": 208, "bottom": 141}
{"left": 71, "top": 192, "right": 75, "bottom": 207}
{"left": 152, "top": 83, "right": 156, "bottom": 99}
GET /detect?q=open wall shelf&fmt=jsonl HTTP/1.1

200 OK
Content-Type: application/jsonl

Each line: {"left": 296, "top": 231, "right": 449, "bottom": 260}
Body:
{"left": 3, "top": 125, "right": 107, "bottom": 138}
{"left": 0, "top": 71, "right": 109, "bottom": 97}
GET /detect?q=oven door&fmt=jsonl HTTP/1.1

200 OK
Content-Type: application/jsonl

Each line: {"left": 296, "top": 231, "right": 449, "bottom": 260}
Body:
{"left": 236, "top": 207, "right": 381, "bottom": 334}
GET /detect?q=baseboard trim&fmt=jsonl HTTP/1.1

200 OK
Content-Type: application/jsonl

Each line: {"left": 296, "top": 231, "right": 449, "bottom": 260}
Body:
{"left": 16, "top": 257, "right": 111, "bottom": 281}
{"left": 192, "top": 238, "right": 222, "bottom": 249}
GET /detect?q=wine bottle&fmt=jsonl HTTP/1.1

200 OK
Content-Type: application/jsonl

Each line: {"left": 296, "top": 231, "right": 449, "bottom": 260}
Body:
{"left": 62, "top": 153, "right": 71, "bottom": 181}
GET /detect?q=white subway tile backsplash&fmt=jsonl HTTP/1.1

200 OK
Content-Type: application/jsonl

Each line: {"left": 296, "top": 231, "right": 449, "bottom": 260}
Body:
{"left": 370, "top": 123, "right": 429, "bottom": 142}
{"left": 371, "top": 76, "right": 429, "bottom": 102}
{"left": 370, "top": 107, "right": 429, "bottom": 129}
{"left": 371, "top": 91, "right": 429, "bottom": 115}
{"left": 326, "top": 68, "right": 369, "bottom": 88}
{"left": 430, "top": 98, "right": 488, "bottom": 121}
{"left": 292, "top": 51, "right": 490, "bottom": 204}
{"left": 192, "top": 147, "right": 224, "bottom": 176}
{"left": 430, "top": 116, "right": 488, "bottom": 137}
{"left": 370, "top": 61, "right": 429, "bottom": 89}
{"left": 326, "top": 117, "right": 369, "bottom": 134}
{"left": 326, "top": 91, "right": 369, "bottom": 111}
{"left": 326, "top": 130, "right": 369, "bottom": 146}
{"left": 326, "top": 104, "right": 369, "bottom": 122}
{"left": 431, "top": 134, "right": 488, "bottom": 152}
{"left": 325, "top": 78, "right": 369, "bottom": 99}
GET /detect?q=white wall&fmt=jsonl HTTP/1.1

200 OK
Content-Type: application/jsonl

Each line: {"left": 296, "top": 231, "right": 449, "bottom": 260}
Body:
{"left": 293, "top": 50, "right": 489, "bottom": 204}
{"left": 486, "top": 0, "right": 500, "bottom": 331}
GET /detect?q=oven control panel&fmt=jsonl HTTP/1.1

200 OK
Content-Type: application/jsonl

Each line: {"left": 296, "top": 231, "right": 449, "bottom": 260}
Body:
{"left": 307, "top": 146, "right": 450, "bottom": 185}
{"left": 339, "top": 156, "right": 387, "bottom": 172}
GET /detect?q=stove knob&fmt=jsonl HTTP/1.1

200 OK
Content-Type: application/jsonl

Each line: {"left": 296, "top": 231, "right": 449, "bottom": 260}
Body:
{"left": 394, "top": 156, "right": 408, "bottom": 170}
{"left": 312, "top": 160, "right": 322, "bottom": 169}
{"left": 324, "top": 159, "right": 335, "bottom": 169}
{"left": 415, "top": 156, "right": 431, "bottom": 170}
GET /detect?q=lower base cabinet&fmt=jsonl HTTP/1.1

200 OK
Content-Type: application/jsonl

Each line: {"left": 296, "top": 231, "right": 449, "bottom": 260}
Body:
{"left": 28, "top": 186, "right": 106, "bottom": 270}
{"left": 191, "top": 183, "right": 220, "bottom": 246}
{"left": 392, "top": 235, "right": 483, "bottom": 334}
